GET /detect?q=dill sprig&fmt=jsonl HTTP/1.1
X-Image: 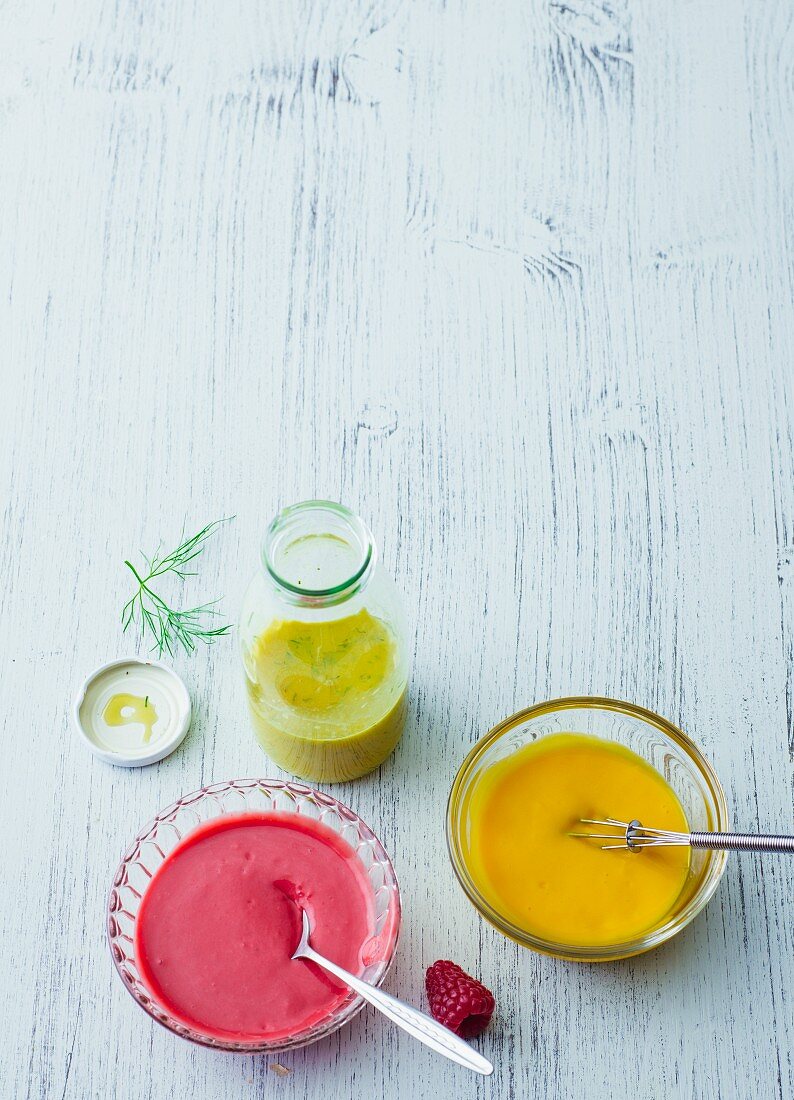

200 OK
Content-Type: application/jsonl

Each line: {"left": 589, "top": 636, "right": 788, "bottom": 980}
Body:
{"left": 122, "top": 518, "right": 234, "bottom": 657}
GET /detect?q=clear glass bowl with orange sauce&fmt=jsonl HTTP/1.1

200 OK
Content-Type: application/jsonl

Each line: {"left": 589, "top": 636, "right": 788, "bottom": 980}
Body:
{"left": 447, "top": 697, "right": 729, "bottom": 961}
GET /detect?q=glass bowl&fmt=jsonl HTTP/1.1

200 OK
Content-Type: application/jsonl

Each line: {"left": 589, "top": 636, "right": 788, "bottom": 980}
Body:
{"left": 107, "top": 779, "right": 401, "bottom": 1051}
{"left": 447, "top": 697, "right": 729, "bottom": 962}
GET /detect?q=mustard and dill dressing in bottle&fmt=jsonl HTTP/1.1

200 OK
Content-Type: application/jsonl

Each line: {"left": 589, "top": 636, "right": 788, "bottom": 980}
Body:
{"left": 239, "top": 502, "right": 409, "bottom": 782}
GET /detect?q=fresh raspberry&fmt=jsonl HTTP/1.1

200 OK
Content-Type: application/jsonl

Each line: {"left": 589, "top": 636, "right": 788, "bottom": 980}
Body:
{"left": 425, "top": 960, "right": 495, "bottom": 1038}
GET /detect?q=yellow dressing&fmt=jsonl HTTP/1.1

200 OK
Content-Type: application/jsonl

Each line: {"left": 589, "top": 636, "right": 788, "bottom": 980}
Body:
{"left": 102, "top": 693, "right": 158, "bottom": 745}
{"left": 245, "top": 608, "right": 407, "bottom": 782}
{"left": 464, "top": 733, "right": 691, "bottom": 947}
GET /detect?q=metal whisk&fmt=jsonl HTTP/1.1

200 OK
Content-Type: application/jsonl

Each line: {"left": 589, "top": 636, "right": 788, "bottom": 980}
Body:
{"left": 572, "top": 817, "right": 794, "bottom": 854}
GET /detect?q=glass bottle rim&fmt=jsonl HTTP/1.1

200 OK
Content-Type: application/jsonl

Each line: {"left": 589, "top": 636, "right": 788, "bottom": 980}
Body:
{"left": 261, "top": 500, "right": 375, "bottom": 604}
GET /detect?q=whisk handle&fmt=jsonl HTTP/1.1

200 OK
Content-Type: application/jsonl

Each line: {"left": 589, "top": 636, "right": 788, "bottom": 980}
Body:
{"left": 689, "top": 832, "right": 794, "bottom": 853}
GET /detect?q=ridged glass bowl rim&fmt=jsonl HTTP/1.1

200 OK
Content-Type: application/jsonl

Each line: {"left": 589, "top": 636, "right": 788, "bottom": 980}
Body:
{"left": 107, "top": 779, "right": 402, "bottom": 1051}
{"left": 446, "top": 697, "right": 730, "bottom": 962}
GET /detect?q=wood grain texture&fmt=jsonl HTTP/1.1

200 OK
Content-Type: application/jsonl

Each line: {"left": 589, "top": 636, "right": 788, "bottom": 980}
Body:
{"left": 1, "top": 1, "right": 792, "bottom": 1097}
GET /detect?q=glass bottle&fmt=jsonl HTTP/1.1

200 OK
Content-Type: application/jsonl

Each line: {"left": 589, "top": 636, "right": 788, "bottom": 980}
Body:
{"left": 240, "top": 501, "right": 410, "bottom": 782}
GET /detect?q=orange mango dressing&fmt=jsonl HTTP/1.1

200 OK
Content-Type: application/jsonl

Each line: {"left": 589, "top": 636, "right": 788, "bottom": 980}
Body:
{"left": 464, "top": 734, "right": 691, "bottom": 946}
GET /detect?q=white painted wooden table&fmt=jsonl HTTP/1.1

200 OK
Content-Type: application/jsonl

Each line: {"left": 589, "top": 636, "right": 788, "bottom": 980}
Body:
{"left": 2, "top": 2, "right": 793, "bottom": 1097}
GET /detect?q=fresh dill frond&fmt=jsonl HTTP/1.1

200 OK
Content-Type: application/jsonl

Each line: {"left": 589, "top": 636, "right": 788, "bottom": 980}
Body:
{"left": 122, "top": 518, "right": 234, "bottom": 657}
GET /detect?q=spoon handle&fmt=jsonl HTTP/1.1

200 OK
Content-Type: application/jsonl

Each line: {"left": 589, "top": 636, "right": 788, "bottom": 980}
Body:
{"left": 302, "top": 946, "right": 493, "bottom": 1076}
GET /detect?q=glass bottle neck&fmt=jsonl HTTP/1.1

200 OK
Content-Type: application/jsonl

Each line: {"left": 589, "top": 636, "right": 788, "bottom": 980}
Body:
{"left": 262, "top": 501, "right": 376, "bottom": 608}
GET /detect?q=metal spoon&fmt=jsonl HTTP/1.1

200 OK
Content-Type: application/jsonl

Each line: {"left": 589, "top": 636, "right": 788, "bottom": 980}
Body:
{"left": 291, "top": 907, "right": 493, "bottom": 1076}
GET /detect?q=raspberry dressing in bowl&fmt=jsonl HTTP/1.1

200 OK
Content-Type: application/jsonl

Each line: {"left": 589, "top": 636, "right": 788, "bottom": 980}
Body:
{"left": 108, "top": 781, "right": 401, "bottom": 1051}
{"left": 135, "top": 813, "right": 375, "bottom": 1042}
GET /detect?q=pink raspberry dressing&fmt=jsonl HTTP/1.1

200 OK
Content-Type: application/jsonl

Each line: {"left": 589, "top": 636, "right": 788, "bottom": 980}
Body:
{"left": 134, "top": 812, "right": 376, "bottom": 1042}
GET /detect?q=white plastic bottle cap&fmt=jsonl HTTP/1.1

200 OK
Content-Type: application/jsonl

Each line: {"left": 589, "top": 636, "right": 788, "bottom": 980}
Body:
{"left": 73, "top": 657, "right": 192, "bottom": 767}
